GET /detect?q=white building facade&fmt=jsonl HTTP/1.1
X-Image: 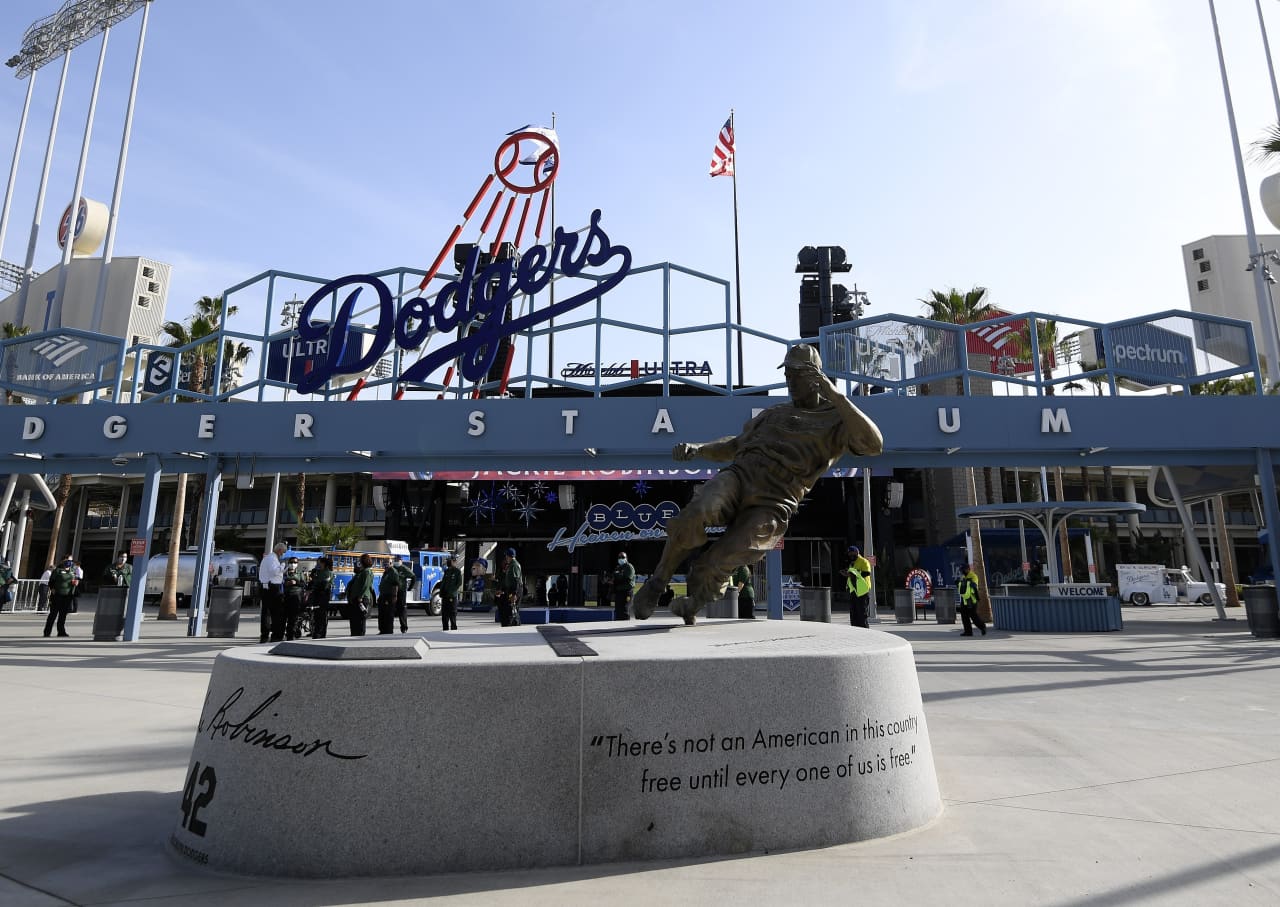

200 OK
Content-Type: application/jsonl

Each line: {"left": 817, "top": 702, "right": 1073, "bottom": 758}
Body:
{"left": 0, "top": 256, "right": 169, "bottom": 345}
{"left": 1182, "top": 234, "right": 1280, "bottom": 329}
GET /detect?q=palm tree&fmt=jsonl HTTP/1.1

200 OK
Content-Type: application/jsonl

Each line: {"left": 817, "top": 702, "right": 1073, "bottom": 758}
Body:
{"left": 920, "top": 287, "right": 996, "bottom": 621}
{"left": 920, "top": 285, "right": 999, "bottom": 425}
{"left": 155, "top": 300, "right": 247, "bottom": 619}
{"left": 920, "top": 286, "right": 996, "bottom": 328}
{"left": 2, "top": 322, "right": 29, "bottom": 405}
{"left": 1252, "top": 123, "right": 1280, "bottom": 160}
{"left": 42, "top": 472, "right": 73, "bottom": 570}
{"left": 297, "top": 519, "right": 362, "bottom": 550}
{"left": 1193, "top": 375, "right": 1278, "bottom": 395}
{"left": 219, "top": 337, "right": 253, "bottom": 392}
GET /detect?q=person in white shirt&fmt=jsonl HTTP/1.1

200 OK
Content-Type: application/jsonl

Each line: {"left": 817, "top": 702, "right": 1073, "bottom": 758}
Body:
{"left": 72, "top": 560, "right": 84, "bottom": 613}
{"left": 38, "top": 563, "right": 52, "bottom": 612}
{"left": 259, "top": 542, "right": 287, "bottom": 643}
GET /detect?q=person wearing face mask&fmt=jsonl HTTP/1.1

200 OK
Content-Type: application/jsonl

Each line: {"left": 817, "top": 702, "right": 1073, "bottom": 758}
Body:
{"left": 612, "top": 551, "right": 636, "bottom": 621}
{"left": 44, "top": 555, "right": 78, "bottom": 638}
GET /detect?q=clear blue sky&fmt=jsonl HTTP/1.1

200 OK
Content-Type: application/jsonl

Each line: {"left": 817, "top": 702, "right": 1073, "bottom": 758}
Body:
{"left": 2, "top": 0, "right": 1280, "bottom": 386}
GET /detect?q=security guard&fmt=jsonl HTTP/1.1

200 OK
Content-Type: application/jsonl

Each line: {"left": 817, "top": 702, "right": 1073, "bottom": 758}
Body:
{"left": 391, "top": 554, "right": 416, "bottom": 632}
{"left": 846, "top": 545, "right": 872, "bottom": 628}
{"left": 103, "top": 552, "right": 132, "bottom": 587}
{"left": 498, "top": 548, "right": 522, "bottom": 626}
{"left": 377, "top": 556, "right": 404, "bottom": 635}
{"left": 282, "top": 556, "right": 304, "bottom": 640}
{"left": 307, "top": 556, "right": 334, "bottom": 639}
{"left": 345, "top": 553, "right": 375, "bottom": 636}
{"left": 732, "top": 562, "right": 756, "bottom": 619}
{"left": 44, "top": 556, "right": 78, "bottom": 638}
{"left": 957, "top": 563, "right": 988, "bottom": 637}
{"left": 439, "top": 556, "right": 463, "bottom": 631}
{"left": 612, "top": 551, "right": 636, "bottom": 620}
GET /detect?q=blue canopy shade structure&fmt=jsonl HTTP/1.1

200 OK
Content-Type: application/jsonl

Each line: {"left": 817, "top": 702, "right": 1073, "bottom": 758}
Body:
{"left": 955, "top": 502, "right": 1147, "bottom": 587}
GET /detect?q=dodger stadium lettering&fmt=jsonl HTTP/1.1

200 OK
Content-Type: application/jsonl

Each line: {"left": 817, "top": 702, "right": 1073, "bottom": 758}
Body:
{"left": 14, "top": 405, "right": 1079, "bottom": 444}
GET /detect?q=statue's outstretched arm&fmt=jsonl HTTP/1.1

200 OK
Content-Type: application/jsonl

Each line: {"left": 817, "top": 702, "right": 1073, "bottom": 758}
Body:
{"left": 674, "top": 436, "right": 738, "bottom": 463}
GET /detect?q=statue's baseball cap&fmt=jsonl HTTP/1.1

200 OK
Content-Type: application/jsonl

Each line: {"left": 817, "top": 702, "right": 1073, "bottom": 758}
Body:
{"left": 778, "top": 344, "right": 821, "bottom": 371}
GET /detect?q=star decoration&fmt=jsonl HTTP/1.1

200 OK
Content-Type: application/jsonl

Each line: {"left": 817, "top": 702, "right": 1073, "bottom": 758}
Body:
{"left": 499, "top": 481, "right": 521, "bottom": 501}
{"left": 529, "top": 481, "right": 549, "bottom": 499}
{"left": 545, "top": 490, "right": 558, "bottom": 505}
{"left": 463, "top": 489, "right": 498, "bottom": 524}
{"left": 632, "top": 480, "right": 651, "bottom": 498}
{"left": 514, "top": 496, "right": 543, "bottom": 526}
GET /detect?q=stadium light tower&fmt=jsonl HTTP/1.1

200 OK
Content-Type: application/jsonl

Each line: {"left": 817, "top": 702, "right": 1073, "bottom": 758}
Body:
{"left": 1208, "top": 0, "right": 1280, "bottom": 389}
{"left": 0, "top": 0, "right": 152, "bottom": 327}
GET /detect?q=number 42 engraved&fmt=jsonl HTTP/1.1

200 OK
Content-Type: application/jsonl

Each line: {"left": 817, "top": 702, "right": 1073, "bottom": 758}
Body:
{"left": 180, "top": 762, "right": 217, "bottom": 836}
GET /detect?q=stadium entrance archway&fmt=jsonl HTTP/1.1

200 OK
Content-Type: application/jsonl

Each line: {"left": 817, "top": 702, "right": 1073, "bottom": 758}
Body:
{"left": 2, "top": 303, "right": 1278, "bottom": 641}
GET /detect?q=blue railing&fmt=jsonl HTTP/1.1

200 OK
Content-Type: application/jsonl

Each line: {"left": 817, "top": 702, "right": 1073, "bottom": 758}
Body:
{"left": 0, "top": 260, "right": 1262, "bottom": 405}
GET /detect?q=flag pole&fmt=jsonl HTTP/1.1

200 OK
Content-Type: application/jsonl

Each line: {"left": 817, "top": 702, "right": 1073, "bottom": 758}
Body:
{"left": 547, "top": 110, "right": 557, "bottom": 384}
{"left": 730, "top": 109, "right": 744, "bottom": 389}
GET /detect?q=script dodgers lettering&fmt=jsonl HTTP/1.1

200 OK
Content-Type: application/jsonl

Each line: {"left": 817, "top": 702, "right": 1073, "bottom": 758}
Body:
{"left": 292, "top": 209, "right": 632, "bottom": 394}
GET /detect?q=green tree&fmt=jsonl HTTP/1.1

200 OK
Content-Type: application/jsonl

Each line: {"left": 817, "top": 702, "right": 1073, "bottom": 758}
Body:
{"left": 2, "top": 322, "right": 29, "bottom": 405}
{"left": 193, "top": 296, "right": 252, "bottom": 392}
{"left": 1252, "top": 123, "right": 1280, "bottom": 160}
{"left": 919, "top": 286, "right": 996, "bottom": 327}
{"left": 296, "top": 520, "right": 363, "bottom": 550}
{"left": 1192, "top": 375, "right": 1276, "bottom": 395}
{"left": 920, "top": 286, "right": 995, "bottom": 621}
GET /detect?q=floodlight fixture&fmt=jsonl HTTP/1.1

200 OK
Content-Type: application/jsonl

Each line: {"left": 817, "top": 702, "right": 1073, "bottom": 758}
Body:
{"left": 9, "top": 0, "right": 149, "bottom": 80}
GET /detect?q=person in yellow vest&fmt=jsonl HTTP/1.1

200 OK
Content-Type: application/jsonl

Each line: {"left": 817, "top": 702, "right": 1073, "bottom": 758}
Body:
{"left": 845, "top": 545, "right": 872, "bottom": 628}
{"left": 957, "top": 563, "right": 987, "bottom": 637}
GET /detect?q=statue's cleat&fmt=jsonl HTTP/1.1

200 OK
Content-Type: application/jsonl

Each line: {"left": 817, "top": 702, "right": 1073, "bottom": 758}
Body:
{"left": 670, "top": 596, "right": 698, "bottom": 626}
{"left": 631, "top": 578, "right": 665, "bottom": 620}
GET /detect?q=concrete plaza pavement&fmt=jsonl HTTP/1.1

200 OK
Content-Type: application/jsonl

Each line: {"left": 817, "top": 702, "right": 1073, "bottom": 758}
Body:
{"left": 1, "top": 599, "right": 1278, "bottom": 906}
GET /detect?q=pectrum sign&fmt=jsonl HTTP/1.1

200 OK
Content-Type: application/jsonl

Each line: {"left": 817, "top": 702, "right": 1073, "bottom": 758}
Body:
{"left": 1082, "top": 323, "right": 1195, "bottom": 387}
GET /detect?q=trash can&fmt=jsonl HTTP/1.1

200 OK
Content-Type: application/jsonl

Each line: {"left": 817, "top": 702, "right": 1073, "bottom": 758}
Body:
{"left": 799, "top": 587, "right": 831, "bottom": 622}
{"left": 706, "top": 587, "right": 738, "bottom": 618}
{"left": 932, "top": 587, "right": 957, "bottom": 625}
{"left": 894, "top": 589, "right": 915, "bottom": 624}
{"left": 207, "top": 586, "right": 244, "bottom": 639}
{"left": 92, "top": 586, "right": 128, "bottom": 641}
{"left": 1243, "top": 585, "right": 1280, "bottom": 639}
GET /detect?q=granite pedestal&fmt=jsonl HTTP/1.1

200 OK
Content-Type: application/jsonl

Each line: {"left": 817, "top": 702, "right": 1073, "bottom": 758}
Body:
{"left": 171, "top": 619, "right": 941, "bottom": 877}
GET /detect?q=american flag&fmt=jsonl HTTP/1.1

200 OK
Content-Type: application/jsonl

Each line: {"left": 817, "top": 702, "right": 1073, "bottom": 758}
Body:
{"left": 709, "top": 115, "right": 734, "bottom": 177}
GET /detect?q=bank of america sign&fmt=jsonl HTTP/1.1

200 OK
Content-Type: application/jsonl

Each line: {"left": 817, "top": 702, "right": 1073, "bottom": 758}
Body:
{"left": 0, "top": 331, "right": 121, "bottom": 396}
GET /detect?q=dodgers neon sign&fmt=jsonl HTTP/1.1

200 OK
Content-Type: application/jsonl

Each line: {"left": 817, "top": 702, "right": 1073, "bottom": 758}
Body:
{"left": 293, "top": 209, "right": 632, "bottom": 394}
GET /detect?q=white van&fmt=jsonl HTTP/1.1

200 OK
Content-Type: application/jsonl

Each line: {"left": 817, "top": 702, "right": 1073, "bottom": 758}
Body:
{"left": 1117, "top": 564, "right": 1225, "bottom": 606}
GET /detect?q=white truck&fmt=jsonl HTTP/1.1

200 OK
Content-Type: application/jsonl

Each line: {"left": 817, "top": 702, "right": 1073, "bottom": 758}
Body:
{"left": 1116, "top": 564, "right": 1226, "bottom": 606}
